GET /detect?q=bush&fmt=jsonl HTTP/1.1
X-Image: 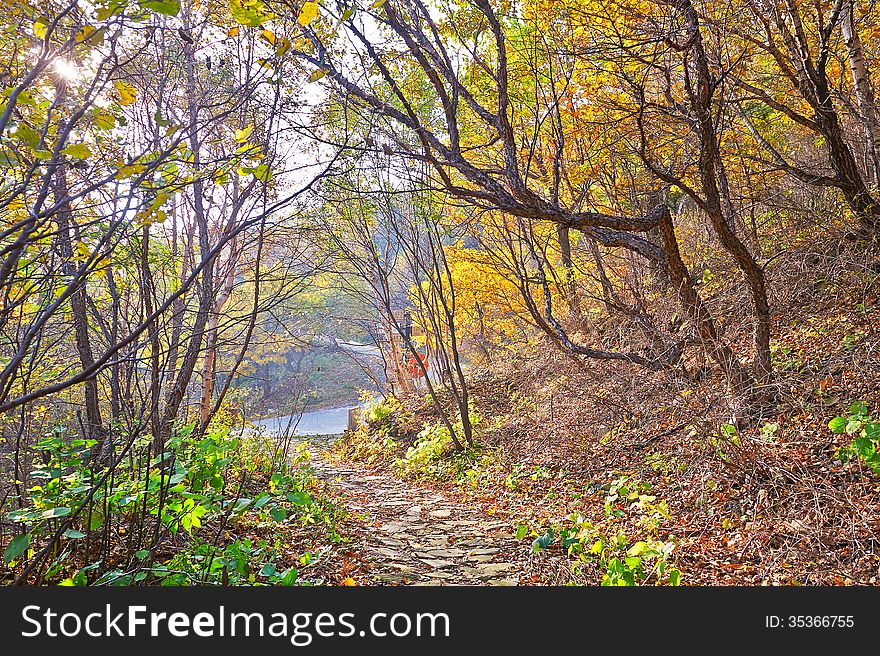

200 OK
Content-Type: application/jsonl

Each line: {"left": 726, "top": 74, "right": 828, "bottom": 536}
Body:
{"left": 830, "top": 401, "right": 880, "bottom": 476}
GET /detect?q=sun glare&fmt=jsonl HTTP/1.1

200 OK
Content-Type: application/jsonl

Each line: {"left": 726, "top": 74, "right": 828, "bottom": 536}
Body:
{"left": 53, "top": 59, "right": 80, "bottom": 81}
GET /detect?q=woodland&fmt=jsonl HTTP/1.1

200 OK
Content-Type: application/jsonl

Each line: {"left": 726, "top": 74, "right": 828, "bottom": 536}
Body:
{"left": 0, "top": 0, "right": 879, "bottom": 586}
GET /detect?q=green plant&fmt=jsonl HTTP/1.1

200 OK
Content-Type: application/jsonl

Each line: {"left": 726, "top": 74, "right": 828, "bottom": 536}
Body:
{"left": 830, "top": 402, "right": 880, "bottom": 476}
{"left": 394, "top": 404, "right": 483, "bottom": 479}
{"left": 366, "top": 396, "right": 401, "bottom": 423}
{"left": 396, "top": 421, "right": 452, "bottom": 476}
{"left": 523, "top": 474, "right": 681, "bottom": 586}
{"left": 4, "top": 416, "right": 345, "bottom": 585}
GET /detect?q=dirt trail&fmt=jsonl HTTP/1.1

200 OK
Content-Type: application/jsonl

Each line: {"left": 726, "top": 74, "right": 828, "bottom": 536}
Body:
{"left": 303, "top": 437, "right": 524, "bottom": 585}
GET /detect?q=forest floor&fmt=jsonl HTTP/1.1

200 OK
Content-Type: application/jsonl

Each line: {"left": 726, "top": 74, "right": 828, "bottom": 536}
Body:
{"left": 313, "top": 240, "right": 880, "bottom": 586}
{"left": 262, "top": 239, "right": 880, "bottom": 587}
{"left": 298, "top": 435, "right": 551, "bottom": 585}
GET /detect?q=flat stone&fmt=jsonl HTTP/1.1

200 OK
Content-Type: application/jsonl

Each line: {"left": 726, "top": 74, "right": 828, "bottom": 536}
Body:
{"left": 468, "top": 548, "right": 500, "bottom": 555}
{"left": 429, "top": 509, "right": 452, "bottom": 518}
{"left": 379, "top": 524, "right": 408, "bottom": 534}
{"left": 467, "top": 554, "right": 496, "bottom": 563}
{"left": 389, "top": 563, "right": 418, "bottom": 573}
{"left": 425, "top": 571, "right": 454, "bottom": 579}
{"left": 374, "top": 548, "right": 404, "bottom": 559}
{"left": 426, "top": 548, "right": 465, "bottom": 558}
{"left": 406, "top": 506, "right": 422, "bottom": 515}
{"left": 380, "top": 537, "right": 406, "bottom": 547}
{"left": 487, "top": 578, "right": 518, "bottom": 586}
{"left": 475, "top": 563, "right": 515, "bottom": 578}
{"left": 419, "top": 558, "right": 455, "bottom": 568}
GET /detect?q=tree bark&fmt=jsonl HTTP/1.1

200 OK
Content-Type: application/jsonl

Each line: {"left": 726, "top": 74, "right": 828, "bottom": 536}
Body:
{"left": 841, "top": 0, "right": 880, "bottom": 188}
{"left": 199, "top": 234, "right": 237, "bottom": 427}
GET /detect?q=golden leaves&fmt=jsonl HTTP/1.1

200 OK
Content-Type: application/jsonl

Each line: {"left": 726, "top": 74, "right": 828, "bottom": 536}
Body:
{"left": 113, "top": 80, "right": 137, "bottom": 106}
{"left": 297, "top": 1, "right": 319, "bottom": 26}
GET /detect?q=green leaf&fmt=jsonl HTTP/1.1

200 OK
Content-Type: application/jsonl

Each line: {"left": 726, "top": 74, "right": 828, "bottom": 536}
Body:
{"left": 269, "top": 506, "right": 287, "bottom": 522}
{"left": 0, "top": 150, "right": 19, "bottom": 168}
{"left": 139, "top": 0, "right": 181, "bottom": 16}
{"left": 89, "top": 512, "right": 105, "bottom": 530}
{"left": 828, "top": 416, "right": 847, "bottom": 434}
{"left": 97, "top": 4, "right": 126, "bottom": 20}
{"left": 286, "top": 491, "right": 311, "bottom": 505}
{"left": 154, "top": 110, "right": 173, "bottom": 127}
{"left": 234, "top": 125, "right": 254, "bottom": 143}
{"left": 13, "top": 125, "right": 41, "bottom": 150}
{"left": 368, "top": 0, "right": 387, "bottom": 9}
{"left": 252, "top": 163, "right": 272, "bottom": 181}
{"left": 41, "top": 507, "right": 72, "bottom": 518}
{"left": 4, "top": 533, "right": 30, "bottom": 564}
{"left": 63, "top": 143, "right": 92, "bottom": 160}
{"left": 668, "top": 569, "right": 681, "bottom": 586}
{"left": 230, "top": 0, "right": 270, "bottom": 27}
{"left": 849, "top": 401, "right": 869, "bottom": 416}
{"left": 515, "top": 524, "right": 529, "bottom": 540}
{"left": 260, "top": 563, "right": 276, "bottom": 577}
{"left": 76, "top": 25, "right": 106, "bottom": 46}
{"left": 63, "top": 529, "right": 86, "bottom": 539}
{"left": 531, "top": 530, "right": 553, "bottom": 552}
{"left": 280, "top": 568, "right": 298, "bottom": 585}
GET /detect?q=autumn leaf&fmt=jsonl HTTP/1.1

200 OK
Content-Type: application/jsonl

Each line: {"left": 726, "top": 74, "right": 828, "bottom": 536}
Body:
{"left": 234, "top": 125, "right": 254, "bottom": 143}
{"left": 298, "top": 1, "right": 319, "bottom": 26}
{"left": 33, "top": 19, "right": 47, "bottom": 39}
{"left": 92, "top": 109, "right": 116, "bottom": 130}
{"left": 114, "top": 80, "right": 137, "bottom": 106}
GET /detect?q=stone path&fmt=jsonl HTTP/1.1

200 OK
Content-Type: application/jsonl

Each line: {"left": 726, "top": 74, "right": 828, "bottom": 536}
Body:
{"left": 304, "top": 438, "right": 523, "bottom": 585}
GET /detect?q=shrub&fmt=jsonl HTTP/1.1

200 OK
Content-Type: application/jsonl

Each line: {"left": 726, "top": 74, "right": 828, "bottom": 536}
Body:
{"left": 830, "top": 402, "right": 880, "bottom": 476}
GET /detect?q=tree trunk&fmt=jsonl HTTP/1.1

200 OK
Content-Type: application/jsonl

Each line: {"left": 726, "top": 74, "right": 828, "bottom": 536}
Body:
{"left": 842, "top": 0, "right": 880, "bottom": 188}
{"left": 684, "top": 1, "right": 773, "bottom": 383}
{"left": 200, "top": 235, "right": 237, "bottom": 428}
{"left": 657, "top": 206, "right": 756, "bottom": 406}
{"left": 54, "top": 161, "right": 104, "bottom": 454}
{"left": 159, "top": 8, "right": 214, "bottom": 447}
